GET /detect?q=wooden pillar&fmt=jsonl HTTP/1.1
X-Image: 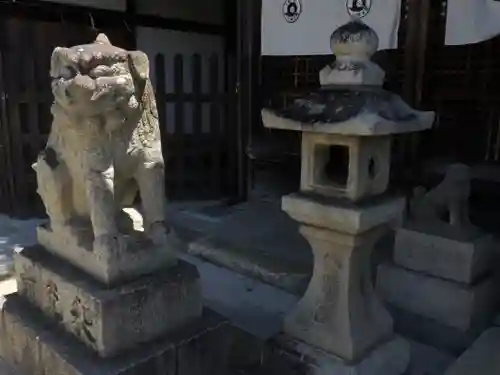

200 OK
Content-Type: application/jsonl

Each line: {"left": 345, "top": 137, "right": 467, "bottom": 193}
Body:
{"left": 403, "top": 0, "right": 432, "bottom": 109}
{"left": 125, "top": 0, "right": 137, "bottom": 50}
{"left": 414, "top": 0, "right": 431, "bottom": 108}
{"left": 234, "top": 0, "right": 261, "bottom": 202}
{"left": 400, "top": 0, "right": 432, "bottom": 183}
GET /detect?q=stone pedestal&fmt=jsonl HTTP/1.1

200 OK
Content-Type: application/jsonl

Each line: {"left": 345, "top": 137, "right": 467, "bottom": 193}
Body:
{"left": 0, "top": 240, "right": 230, "bottom": 375}
{"left": 393, "top": 222, "right": 495, "bottom": 284}
{"left": 37, "top": 222, "right": 177, "bottom": 285}
{"left": 377, "top": 223, "right": 499, "bottom": 352}
{"left": 281, "top": 193, "right": 408, "bottom": 371}
{"left": 0, "top": 294, "right": 229, "bottom": 375}
{"left": 378, "top": 263, "right": 497, "bottom": 332}
{"left": 15, "top": 246, "right": 202, "bottom": 358}
{"left": 0, "top": 243, "right": 230, "bottom": 375}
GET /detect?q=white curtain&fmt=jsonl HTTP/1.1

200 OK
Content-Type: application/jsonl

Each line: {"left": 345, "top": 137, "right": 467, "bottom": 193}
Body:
{"left": 445, "top": 0, "right": 500, "bottom": 45}
{"left": 261, "top": 0, "right": 402, "bottom": 56}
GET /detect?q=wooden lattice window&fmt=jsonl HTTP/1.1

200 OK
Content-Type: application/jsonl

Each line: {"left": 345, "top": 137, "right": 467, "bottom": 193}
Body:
{"left": 419, "top": 0, "right": 500, "bottom": 164}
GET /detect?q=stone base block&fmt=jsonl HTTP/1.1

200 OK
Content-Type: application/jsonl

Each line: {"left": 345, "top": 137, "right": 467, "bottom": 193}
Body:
{"left": 445, "top": 327, "right": 500, "bottom": 375}
{"left": 37, "top": 222, "right": 178, "bottom": 285}
{"left": 0, "top": 294, "right": 230, "bottom": 375}
{"left": 388, "top": 305, "right": 483, "bottom": 355}
{"left": 262, "top": 334, "right": 410, "bottom": 375}
{"left": 15, "top": 246, "right": 202, "bottom": 358}
{"left": 376, "top": 263, "right": 498, "bottom": 331}
{"left": 394, "top": 222, "right": 495, "bottom": 284}
{"left": 281, "top": 192, "right": 405, "bottom": 235}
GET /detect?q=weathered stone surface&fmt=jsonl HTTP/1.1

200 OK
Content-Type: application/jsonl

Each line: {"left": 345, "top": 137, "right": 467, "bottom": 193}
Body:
{"left": 34, "top": 34, "right": 173, "bottom": 285}
{"left": 262, "top": 20, "right": 434, "bottom": 138}
{"left": 300, "top": 132, "right": 391, "bottom": 201}
{"left": 261, "top": 107, "right": 435, "bottom": 137}
{"left": 377, "top": 263, "right": 498, "bottom": 331}
{"left": 0, "top": 294, "right": 229, "bottom": 375}
{"left": 445, "top": 327, "right": 500, "bottom": 375}
{"left": 282, "top": 193, "right": 404, "bottom": 235}
{"left": 321, "top": 20, "right": 383, "bottom": 87}
{"left": 262, "top": 334, "right": 410, "bottom": 375}
{"left": 15, "top": 245, "right": 202, "bottom": 358}
{"left": 37, "top": 222, "right": 177, "bottom": 285}
{"left": 393, "top": 223, "right": 495, "bottom": 284}
{"left": 284, "top": 224, "right": 393, "bottom": 362}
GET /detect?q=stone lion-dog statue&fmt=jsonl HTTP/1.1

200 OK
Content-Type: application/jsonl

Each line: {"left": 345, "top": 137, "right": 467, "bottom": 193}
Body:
{"left": 410, "top": 163, "right": 472, "bottom": 229}
{"left": 34, "top": 34, "right": 169, "bottom": 259}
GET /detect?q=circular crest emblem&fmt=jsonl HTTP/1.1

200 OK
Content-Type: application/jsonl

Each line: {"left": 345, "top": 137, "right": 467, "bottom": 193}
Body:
{"left": 283, "top": 0, "right": 302, "bottom": 23}
{"left": 346, "top": 0, "right": 372, "bottom": 18}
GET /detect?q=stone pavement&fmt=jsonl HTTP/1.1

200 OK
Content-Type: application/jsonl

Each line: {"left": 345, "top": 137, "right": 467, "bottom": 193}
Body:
{"left": 0, "top": 215, "right": 41, "bottom": 279}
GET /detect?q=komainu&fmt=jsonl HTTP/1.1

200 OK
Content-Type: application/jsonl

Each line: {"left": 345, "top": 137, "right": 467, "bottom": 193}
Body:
{"left": 410, "top": 163, "right": 472, "bottom": 229}
{"left": 34, "top": 34, "right": 168, "bottom": 255}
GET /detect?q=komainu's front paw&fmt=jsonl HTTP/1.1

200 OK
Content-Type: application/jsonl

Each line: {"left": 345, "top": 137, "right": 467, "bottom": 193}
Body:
{"left": 147, "top": 221, "right": 168, "bottom": 245}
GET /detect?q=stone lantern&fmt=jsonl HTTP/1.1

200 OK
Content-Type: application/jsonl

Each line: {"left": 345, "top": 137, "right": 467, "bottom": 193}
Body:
{"left": 261, "top": 20, "right": 435, "bottom": 374}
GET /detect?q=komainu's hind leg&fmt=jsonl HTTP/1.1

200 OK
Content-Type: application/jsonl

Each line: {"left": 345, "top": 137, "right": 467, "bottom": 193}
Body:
{"left": 135, "top": 152, "right": 168, "bottom": 245}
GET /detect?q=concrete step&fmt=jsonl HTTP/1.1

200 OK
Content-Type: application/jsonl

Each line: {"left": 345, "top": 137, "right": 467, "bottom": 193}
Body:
{"left": 166, "top": 200, "right": 312, "bottom": 295}
{"left": 187, "top": 235, "right": 310, "bottom": 295}
{"left": 445, "top": 327, "right": 500, "bottom": 375}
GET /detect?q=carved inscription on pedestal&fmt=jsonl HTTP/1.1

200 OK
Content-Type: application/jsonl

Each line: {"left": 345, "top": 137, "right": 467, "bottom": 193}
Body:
{"left": 313, "top": 253, "right": 342, "bottom": 324}
{"left": 45, "top": 280, "right": 62, "bottom": 323}
{"left": 69, "top": 296, "right": 97, "bottom": 347}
